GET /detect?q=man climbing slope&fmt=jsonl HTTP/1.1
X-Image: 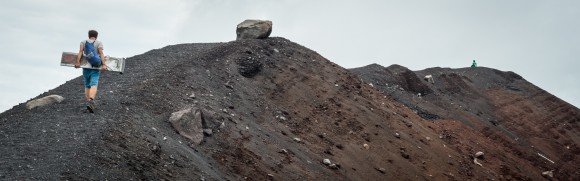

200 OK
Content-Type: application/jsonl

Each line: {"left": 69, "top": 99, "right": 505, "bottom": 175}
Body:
{"left": 74, "top": 30, "right": 108, "bottom": 113}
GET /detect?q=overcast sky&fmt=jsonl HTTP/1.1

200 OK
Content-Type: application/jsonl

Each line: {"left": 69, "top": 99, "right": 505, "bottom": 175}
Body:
{"left": 1, "top": 0, "right": 578, "bottom": 113}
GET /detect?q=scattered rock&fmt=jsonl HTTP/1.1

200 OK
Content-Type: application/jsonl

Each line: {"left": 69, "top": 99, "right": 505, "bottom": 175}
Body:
{"left": 542, "top": 170, "right": 553, "bottom": 178}
{"left": 395, "top": 132, "right": 401, "bottom": 138}
{"left": 475, "top": 151, "right": 484, "bottom": 159}
{"left": 26, "top": 95, "right": 64, "bottom": 109}
{"left": 376, "top": 167, "right": 386, "bottom": 174}
{"left": 424, "top": 75, "right": 434, "bottom": 83}
{"left": 322, "top": 159, "right": 331, "bottom": 166}
{"left": 473, "top": 158, "right": 483, "bottom": 167}
{"left": 278, "top": 149, "right": 288, "bottom": 154}
{"left": 189, "top": 92, "right": 196, "bottom": 99}
{"left": 329, "top": 164, "right": 340, "bottom": 169}
{"left": 236, "top": 19, "right": 272, "bottom": 40}
{"left": 401, "top": 151, "right": 410, "bottom": 159}
{"left": 168, "top": 107, "right": 205, "bottom": 145}
{"left": 278, "top": 116, "right": 287, "bottom": 121}
{"left": 400, "top": 148, "right": 410, "bottom": 159}
{"left": 293, "top": 137, "right": 302, "bottom": 143}
{"left": 203, "top": 129, "right": 213, "bottom": 136}
{"left": 224, "top": 81, "right": 234, "bottom": 89}
{"left": 322, "top": 148, "right": 334, "bottom": 155}
{"left": 363, "top": 143, "right": 370, "bottom": 149}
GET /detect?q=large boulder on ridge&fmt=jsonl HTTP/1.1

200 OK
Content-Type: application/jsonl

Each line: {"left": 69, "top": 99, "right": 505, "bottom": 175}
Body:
{"left": 26, "top": 95, "right": 65, "bottom": 109}
{"left": 236, "top": 19, "right": 272, "bottom": 40}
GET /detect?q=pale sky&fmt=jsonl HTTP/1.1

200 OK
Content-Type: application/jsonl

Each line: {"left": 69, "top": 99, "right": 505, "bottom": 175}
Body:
{"left": 1, "top": 0, "right": 579, "bottom": 113}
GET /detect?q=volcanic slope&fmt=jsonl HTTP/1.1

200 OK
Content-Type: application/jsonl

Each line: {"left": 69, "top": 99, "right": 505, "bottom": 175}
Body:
{"left": 0, "top": 37, "right": 560, "bottom": 180}
{"left": 351, "top": 64, "right": 580, "bottom": 180}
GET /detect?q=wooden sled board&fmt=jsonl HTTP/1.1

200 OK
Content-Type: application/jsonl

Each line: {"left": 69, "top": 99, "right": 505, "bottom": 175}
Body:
{"left": 60, "top": 52, "right": 126, "bottom": 73}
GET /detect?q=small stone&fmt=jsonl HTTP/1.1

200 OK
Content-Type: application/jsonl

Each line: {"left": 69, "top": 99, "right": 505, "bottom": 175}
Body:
{"left": 163, "top": 136, "right": 167, "bottom": 141}
{"left": 376, "top": 167, "right": 386, "bottom": 174}
{"left": 329, "top": 164, "right": 339, "bottom": 169}
{"left": 475, "top": 151, "right": 484, "bottom": 159}
{"left": 322, "top": 159, "right": 331, "bottom": 165}
{"left": 363, "top": 143, "right": 370, "bottom": 149}
{"left": 473, "top": 158, "right": 483, "bottom": 167}
{"left": 395, "top": 133, "right": 401, "bottom": 138}
{"left": 400, "top": 150, "right": 410, "bottom": 159}
{"left": 278, "top": 149, "right": 288, "bottom": 154}
{"left": 224, "top": 82, "right": 234, "bottom": 89}
{"left": 219, "top": 122, "right": 225, "bottom": 129}
{"left": 267, "top": 174, "right": 274, "bottom": 177}
{"left": 189, "top": 92, "right": 196, "bottom": 98}
{"left": 426, "top": 137, "right": 431, "bottom": 141}
{"left": 542, "top": 170, "right": 553, "bottom": 178}
{"left": 293, "top": 137, "right": 302, "bottom": 143}
{"left": 203, "top": 129, "right": 213, "bottom": 136}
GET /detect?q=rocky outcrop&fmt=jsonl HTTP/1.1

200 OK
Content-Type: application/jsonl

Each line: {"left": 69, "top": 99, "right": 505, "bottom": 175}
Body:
{"left": 168, "top": 107, "right": 205, "bottom": 145}
{"left": 236, "top": 19, "right": 272, "bottom": 40}
{"left": 351, "top": 64, "right": 580, "bottom": 180}
{"left": 237, "top": 56, "right": 262, "bottom": 78}
{"left": 25, "top": 95, "right": 64, "bottom": 109}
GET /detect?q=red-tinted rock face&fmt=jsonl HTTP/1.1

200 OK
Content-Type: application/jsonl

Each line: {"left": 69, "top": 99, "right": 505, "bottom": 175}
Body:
{"left": 352, "top": 64, "right": 580, "bottom": 180}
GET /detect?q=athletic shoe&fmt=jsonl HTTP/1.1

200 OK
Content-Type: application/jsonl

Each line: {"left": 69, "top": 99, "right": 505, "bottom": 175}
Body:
{"left": 87, "top": 100, "right": 96, "bottom": 113}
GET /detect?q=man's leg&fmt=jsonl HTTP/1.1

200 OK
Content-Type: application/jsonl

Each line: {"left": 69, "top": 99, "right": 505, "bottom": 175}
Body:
{"left": 89, "top": 86, "right": 98, "bottom": 100}
{"left": 85, "top": 87, "right": 91, "bottom": 101}
{"left": 86, "top": 86, "right": 98, "bottom": 113}
{"left": 85, "top": 69, "right": 100, "bottom": 113}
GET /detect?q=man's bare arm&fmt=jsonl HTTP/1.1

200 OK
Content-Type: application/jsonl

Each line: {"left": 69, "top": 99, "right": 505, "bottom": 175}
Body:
{"left": 98, "top": 47, "right": 107, "bottom": 71}
{"left": 75, "top": 44, "right": 83, "bottom": 68}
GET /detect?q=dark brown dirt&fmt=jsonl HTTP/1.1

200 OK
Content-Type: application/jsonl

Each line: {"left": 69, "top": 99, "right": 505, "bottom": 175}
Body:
{"left": 0, "top": 37, "right": 578, "bottom": 180}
